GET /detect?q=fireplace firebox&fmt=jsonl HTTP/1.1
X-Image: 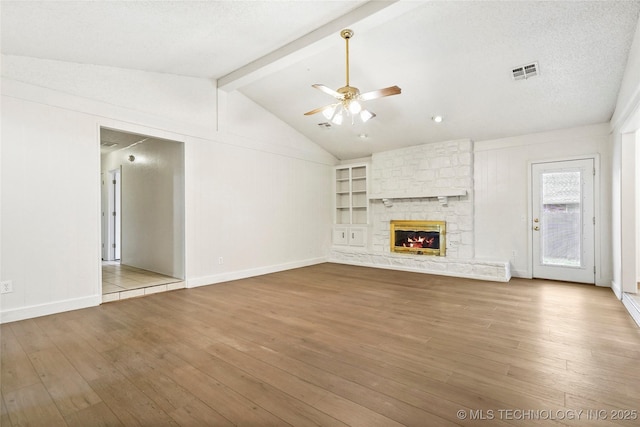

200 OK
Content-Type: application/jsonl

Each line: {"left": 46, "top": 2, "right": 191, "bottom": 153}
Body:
{"left": 390, "top": 220, "right": 446, "bottom": 256}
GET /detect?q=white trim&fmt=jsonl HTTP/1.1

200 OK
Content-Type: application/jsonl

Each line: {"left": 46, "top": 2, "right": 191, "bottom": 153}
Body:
{"left": 187, "top": 257, "right": 328, "bottom": 288}
{"left": 0, "top": 295, "right": 102, "bottom": 324}
{"left": 621, "top": 293, "right": 640, "bottom": 327}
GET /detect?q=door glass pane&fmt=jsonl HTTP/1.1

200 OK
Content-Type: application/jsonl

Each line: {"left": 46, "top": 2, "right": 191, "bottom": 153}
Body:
{"left": 540, "top": 171, "right": 582, "bottom": 267}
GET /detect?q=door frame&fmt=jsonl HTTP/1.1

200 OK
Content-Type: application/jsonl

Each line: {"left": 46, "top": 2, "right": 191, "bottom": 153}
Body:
{"left": 527, "top": 154, "right": 601, "bottom": 284}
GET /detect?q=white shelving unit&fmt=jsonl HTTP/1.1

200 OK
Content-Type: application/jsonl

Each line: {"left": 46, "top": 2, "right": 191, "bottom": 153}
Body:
{"left": 334, "top": 164, "right": 368, "bottom": 247}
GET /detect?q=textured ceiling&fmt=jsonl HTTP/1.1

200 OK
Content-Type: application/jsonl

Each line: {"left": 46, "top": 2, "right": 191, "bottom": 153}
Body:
{"left": 3, "top": 1, "right": 640, "bottom": 160}
{"left": 1, "top": 1, "right": 365, "bottom": 78}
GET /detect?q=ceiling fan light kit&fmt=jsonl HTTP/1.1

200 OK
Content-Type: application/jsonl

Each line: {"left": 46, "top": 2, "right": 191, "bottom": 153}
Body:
{"left": 304, "top": 29, "right": 401, "bottom": 125}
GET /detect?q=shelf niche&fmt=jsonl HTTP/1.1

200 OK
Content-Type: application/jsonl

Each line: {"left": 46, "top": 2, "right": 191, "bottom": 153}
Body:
{"left": 335, "top": 164, "right": 368, "bottom": 225}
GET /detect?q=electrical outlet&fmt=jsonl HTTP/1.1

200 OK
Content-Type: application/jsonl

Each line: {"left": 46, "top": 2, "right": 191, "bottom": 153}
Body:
{"left": 218, "top": 257, "right": 224, "bottom": 265}
{"left": 1, "top": 280, "right": 13, "bottom": 294}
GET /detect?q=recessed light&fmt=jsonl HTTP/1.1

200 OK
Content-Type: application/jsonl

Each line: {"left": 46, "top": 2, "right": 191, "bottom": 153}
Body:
{"left": 432, "top": 115, "right": 443, "bottom": 123}
{"left": 359, "top": 133, "right": 368, "bottom": 139}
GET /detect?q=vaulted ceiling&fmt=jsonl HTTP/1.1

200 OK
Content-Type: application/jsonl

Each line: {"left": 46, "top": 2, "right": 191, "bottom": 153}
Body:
{"left": 2, "top": 1, "right": 640, "bottom": 159}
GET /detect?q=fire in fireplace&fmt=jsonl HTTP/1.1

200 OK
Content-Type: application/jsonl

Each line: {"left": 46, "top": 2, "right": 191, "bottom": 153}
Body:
{"left": 390, "top": 220, "right": 446, "bottom": 256}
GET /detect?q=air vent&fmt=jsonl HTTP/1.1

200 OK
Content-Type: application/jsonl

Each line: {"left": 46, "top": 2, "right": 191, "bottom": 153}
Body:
{"left": 512, "top": 62, "right": 539, "bottom": 80}
{"left": 317, "top": 122, "right": 332, "bottom": 129}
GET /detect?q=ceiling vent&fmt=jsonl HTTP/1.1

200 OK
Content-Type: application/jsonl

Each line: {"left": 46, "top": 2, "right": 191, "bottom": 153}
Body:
{"left": 317, "top": 122, "right": 332, "bottom": 129}
{"left": 512, "top": 62, "right": 539, "bottom": 80}
{"left": 100, "top": 142, "right": 118, "bottom": 148}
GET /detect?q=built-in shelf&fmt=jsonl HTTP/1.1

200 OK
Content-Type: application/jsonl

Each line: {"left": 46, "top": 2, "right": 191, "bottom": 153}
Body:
{"left": 334, "top": 164, "right": 369, "bottom": 247}
{"left": 335, "top": 164, "right": 369, "bottom": 225}
{"left": 369, "top": 188, "right": 467, "bottom": 207}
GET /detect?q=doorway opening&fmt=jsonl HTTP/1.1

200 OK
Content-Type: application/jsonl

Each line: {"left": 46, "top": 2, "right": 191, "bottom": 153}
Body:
{"left": 100, "top": 127, "right": 185, "bottom": 299}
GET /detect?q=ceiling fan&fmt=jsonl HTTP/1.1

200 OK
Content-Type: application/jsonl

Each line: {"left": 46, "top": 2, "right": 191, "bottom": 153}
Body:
{"left": 304, "top": 29, "right": 401, "bottom": 125}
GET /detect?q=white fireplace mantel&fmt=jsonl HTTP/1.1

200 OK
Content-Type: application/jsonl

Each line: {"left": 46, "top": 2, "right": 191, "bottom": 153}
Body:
{"left": 369, "top": 188, "right": 467, "bottom": 207}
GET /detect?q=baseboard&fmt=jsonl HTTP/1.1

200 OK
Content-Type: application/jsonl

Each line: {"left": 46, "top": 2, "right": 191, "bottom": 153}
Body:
{"left": 509, "top": 269, "right": 531, "bottom": 279}
{"left": 187, "top": 257, "right": 328, "bottom": 288}
{"left": 621, "top": 294, "right": 640, "bottom": 327}
{"left": 330, "top": 258, "right": 511, "bottom": 282}
{"left": 611, "top": 280, "right": 623, "bottom": 299}
{"left": 0, "top": 295, "right": 102, "bottom": 324}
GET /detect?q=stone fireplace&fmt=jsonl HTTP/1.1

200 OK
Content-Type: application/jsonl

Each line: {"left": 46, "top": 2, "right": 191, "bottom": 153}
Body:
{"left": 329, "top": 139, "right": 510, "bottom": 282}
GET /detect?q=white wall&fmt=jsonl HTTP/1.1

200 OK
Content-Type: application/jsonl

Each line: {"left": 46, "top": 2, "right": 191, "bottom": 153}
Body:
{"left": 612, "top": 130, "right": 623, "bottom": 297}
{"left": 1, "top": 96, "right": 103, "bottom": 320}
{"left": 474, "top": 123, "right": 611, "bottom": 284}
{"left": 185, "top": 136, "right": 332, "bottom": 286}
{"left": 620, "top": 133, "right": 637, "bottom": 293}
{"left": 2, "top": 55, "right": 218, "bottom": 136}
{"left": 102, "top": 137, "right": 185, "bottom": 279}
{"left": 611, "top": 14, "right": 640, "bottom": 297}
{"left": 637, "top": 129, "right": 640, "bottom": 284}
{"left": 1, "top": 56, "right": 336, "bottom": 323}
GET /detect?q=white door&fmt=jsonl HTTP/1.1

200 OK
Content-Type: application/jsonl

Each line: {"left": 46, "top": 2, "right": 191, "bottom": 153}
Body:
{"left": 106, "top": 168, "right": 121, "bottom": 261}
{"left": 531, "top": 159, "right": 595, "bottom": 283}
{"left": 112, "top": 169, "right": 121, "bottom": 260}
{"left": 101, "top": 172, "right": 108, "bottom": 260}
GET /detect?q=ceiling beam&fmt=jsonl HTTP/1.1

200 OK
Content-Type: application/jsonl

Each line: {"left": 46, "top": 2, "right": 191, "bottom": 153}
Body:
{"left": 217, "top": 0, "right": 421, "bottom": 91}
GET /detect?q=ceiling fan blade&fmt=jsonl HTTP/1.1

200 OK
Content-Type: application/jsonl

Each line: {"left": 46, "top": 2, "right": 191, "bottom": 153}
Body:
{"left": 312, "top": 84, "right": 343, "bottom": 99}
{"left": 358, "top": 85, "right": 401, "bottom": 101}
{"left": 304, "top": 103, "right": 339, "bottom": 116}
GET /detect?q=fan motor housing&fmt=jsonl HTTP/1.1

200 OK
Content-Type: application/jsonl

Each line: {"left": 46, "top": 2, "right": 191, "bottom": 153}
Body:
{"left": 337, "top": 85, "right": 360, "bottom": 100}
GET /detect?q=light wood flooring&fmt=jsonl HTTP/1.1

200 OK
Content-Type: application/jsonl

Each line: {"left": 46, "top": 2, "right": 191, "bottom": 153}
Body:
{"left": 2, "top": 263, "right": 640, "bottom": 426}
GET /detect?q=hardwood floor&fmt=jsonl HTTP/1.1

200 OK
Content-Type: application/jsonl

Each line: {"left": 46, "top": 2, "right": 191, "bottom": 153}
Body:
{"left": 2, "top": 263, "right": 639, "bottom": 426}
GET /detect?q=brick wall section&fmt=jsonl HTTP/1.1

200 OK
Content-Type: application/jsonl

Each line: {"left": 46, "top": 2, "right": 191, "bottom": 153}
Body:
{"left": 370, "top": 139, "right": 474, "bottom": 259}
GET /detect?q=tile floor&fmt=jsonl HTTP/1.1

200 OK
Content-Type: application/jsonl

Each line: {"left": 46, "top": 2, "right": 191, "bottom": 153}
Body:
{"left": 102, "top": 261, "right": 185, "bottom": 303}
